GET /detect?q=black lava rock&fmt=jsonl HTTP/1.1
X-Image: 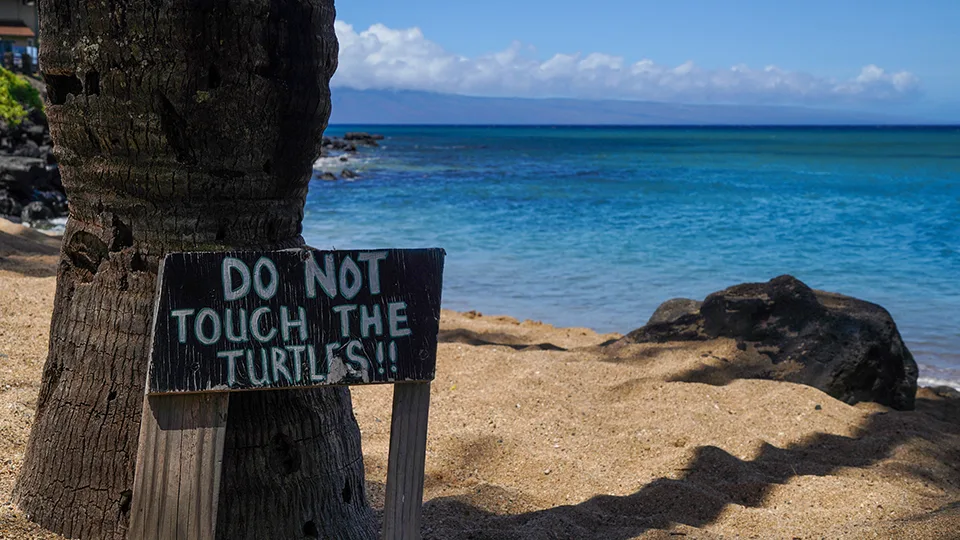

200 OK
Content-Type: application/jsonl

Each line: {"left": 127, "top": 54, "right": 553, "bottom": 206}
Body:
{"left": 617, "top": 275, "right": 919, "bottom": 410}
{"left": 0, "top": 189, "right": 22, "bottom": 217}
{"left": 20, "top": 200, "right": 54, "bottom": 224}
{"left": 646, "top": 298, "right": 702, "bottom": 326}
{"left": 0, "top": 156, "right": 52, "bottom": 199}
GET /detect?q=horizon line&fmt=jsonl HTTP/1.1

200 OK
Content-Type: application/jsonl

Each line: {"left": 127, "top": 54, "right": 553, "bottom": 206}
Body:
{"left": 327, "top": 123, "right": 960, "bottom": 128}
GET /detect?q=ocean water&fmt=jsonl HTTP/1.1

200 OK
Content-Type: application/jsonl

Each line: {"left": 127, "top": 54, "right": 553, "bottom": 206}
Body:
{"left": 308, "top": 126, "right": 960, "bottom": 388}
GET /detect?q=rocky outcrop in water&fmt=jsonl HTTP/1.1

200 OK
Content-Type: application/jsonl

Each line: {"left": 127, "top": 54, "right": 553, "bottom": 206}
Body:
{"left": 315, "top": 132, "right": 383, "bottom": 181}
{"left": 612, "top": 275, "right": 919, "bottom": 410}
{"left": 343, "top": 132, "right": 383, "bottom": 146}
{"left": 320, "top": 132, "right": 384, "bottom": 156}
{"left": 321, "top": 137, "right": 357, "bottom": 153}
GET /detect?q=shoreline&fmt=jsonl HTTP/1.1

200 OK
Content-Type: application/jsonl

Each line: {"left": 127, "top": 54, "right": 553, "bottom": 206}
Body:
{"left": 918, "top": 374, "right": 960, "bottom": 392}
{"left": 304, "top": 126, "right": 960, "bottom": 383}
{"left": 5, "top": 216, "right": 960, "bottom": 393}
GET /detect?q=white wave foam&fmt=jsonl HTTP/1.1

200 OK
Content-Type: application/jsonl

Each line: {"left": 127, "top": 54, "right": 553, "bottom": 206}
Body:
{"left": 313, "top": 156, "right": 349, "bottom": 169}
{"left": 26, "top": 216, "right": 67, "bottom": 235}
{"left": 313, "top": 153, "right": 377, "bottom": 171}
{"left": 918, "top": 377, "right": 960, "bottom": 391}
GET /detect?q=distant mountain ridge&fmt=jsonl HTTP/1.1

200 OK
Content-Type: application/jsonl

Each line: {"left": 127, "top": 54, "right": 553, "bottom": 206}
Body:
{"left": 329, "top": 88, "right": 920, "bottom": 126}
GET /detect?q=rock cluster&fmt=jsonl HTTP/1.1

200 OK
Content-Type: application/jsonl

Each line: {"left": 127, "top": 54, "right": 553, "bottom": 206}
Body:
{"left": 317, "top": 132, "right": 383, "bottom": 181}
{"left": 615, "top": 275, "right": 919, "bottom": 410}
{"left": 343, "top": 132, "right": 384, "bottom": 145}
{"left": 320, "top": 131, "right": 384, "bottom": 154}
{"left": 0, "top": 109, "right": 66, "bottom": 225}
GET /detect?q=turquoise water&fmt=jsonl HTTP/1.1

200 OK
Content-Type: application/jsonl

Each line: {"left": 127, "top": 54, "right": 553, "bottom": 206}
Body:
{"left": 307, "top": 126, "right": 960, "bottom": 387}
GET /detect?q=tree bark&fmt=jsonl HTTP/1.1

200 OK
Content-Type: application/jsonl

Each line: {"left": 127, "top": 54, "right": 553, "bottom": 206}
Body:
{"left": 13, "top": 1, "right": 377, "bottom": 538}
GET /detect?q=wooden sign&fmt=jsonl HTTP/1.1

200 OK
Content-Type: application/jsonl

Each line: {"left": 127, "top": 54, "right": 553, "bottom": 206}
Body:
{"left": 149, "top": 248, "right": 444, "bottom": 394}
{"left": 130, "top": 248, "right": 444, "bottom": 540}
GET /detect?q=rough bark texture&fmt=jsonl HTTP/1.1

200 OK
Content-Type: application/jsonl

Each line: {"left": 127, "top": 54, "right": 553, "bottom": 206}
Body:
{"left": 13, "top": 1, "right": 378, "bottom": 538}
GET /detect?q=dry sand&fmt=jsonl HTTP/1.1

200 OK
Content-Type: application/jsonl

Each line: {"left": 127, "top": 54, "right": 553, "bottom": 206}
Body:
{"left": 2, "top": 219, "right": 959, "bottom": 539}
{"left": 1, "top": 219, "right": 61, "bottom": 539}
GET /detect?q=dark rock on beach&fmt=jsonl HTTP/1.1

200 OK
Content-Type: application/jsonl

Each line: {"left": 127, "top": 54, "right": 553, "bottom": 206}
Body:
{"left": 0, "top": 189, "right": 22, "bottom": 217}
{"left": 0, "top": 156, "right": 62, "bottom": 221}
{"left": 13, "top": 139, "right": 42, "bottom": 158}
{"left": 616, "top": 275, "right": 919, "bottom": 410}
{"left": 0, "top": 109, "right": 68, "bottom": 225}
{"left": 646, "top": 298, "right": 702, "bottom": 326}
{"left": 341, "top": 168, "right": 358, "bottom": 179}
{"left": 33, "top": 190, "right": 68, "bottom": 215}
{"left": 319, "top": 172, "right": 337, "bottom": 181}
{"left": 20, "top": 200, "right": 53, "bottom": 224}
{"left": 0, "top": 156, "right": 52, "bottom": 199}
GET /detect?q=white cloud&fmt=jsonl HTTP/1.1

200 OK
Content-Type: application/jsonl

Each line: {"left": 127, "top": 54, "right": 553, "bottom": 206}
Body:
{"left": 332, "top": 21, "right": 920, "bottom": 104}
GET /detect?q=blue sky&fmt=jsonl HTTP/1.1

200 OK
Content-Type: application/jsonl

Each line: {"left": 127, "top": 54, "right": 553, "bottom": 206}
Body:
{"left": 334, "top": 1, "right": 959, "bottom": 119}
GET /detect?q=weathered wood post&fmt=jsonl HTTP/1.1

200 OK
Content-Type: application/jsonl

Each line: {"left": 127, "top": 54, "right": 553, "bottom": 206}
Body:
{"left": 382, "top": 382, "right": 433, "bottom": 539}
{"left": 129, "top": 248, "right": 444, "bottom": 539}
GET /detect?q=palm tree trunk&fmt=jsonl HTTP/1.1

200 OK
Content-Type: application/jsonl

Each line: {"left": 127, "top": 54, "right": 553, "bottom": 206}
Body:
{"left": 13, "top": 1, "right": 377, "bottom": 538}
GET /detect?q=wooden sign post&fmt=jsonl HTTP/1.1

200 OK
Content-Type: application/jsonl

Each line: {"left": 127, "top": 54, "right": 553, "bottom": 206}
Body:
{"left": 129, "top": 247, "right": 445, "bottom": 540}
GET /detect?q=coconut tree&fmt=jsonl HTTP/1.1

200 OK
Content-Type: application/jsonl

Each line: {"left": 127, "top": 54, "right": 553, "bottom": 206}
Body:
{"left": 13, "top": 1, "right": 377, "bottom": 538}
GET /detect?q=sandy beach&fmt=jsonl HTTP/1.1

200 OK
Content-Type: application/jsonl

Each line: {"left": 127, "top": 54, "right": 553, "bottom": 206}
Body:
{"left": 2, "top": 220, "right": 959, "bottom": 539}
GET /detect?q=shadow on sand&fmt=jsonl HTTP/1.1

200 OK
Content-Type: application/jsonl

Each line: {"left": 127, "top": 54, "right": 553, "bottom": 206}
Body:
{"left": 439, "top": 328, "right": 568, "bottom": 351}
{"left": 368, "top": 391, "right": 960, "bottom": 539}
{"left": 0, "top": 221, "right": 61, "bottom": 277}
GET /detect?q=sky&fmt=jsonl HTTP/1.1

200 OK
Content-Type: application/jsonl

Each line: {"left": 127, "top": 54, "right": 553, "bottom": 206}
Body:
{"left": 333, "top": 1, "right": 960, "bottom": 120}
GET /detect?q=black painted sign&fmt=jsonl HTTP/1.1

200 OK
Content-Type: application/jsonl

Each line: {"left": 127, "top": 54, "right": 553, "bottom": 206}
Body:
{"left": 148, "top": 248, "right": 444, "bottom": 394}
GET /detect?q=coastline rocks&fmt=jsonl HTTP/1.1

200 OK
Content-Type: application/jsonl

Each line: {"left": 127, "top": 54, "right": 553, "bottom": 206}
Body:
{"left": 0, "top": 156, "right": 52, "bottom": 199}
{"left": 326, "top": 139, "right": 357, "bottom": 152}
{"left": 616, "top": 275, "right": 919, "bottom": 410}
{"left": 320, "top": 132, "right": 384, "bottom": 155}
{"left": 0, "top": 190, "right": 22, "bottom": 217}
{"left": 20, "top": 200, "right": 53, "bottom": 224}
{"left": 646, "top": 298, "right": 702, "bottom": 326}
{"left": 33, "top": 190, "right": 68, "bottom": 215}
{"left": 13, "top": 139, "right": 42, "bottom": 158}
{"left": 321, "top": 137, "right": 357, "bottom": 153}
{"left": 0, "top": 110, "right": 68, "bottom": 224}
{"left": 343, "top": 132, "right": 383, "bottom": 146}
{"left": 316, "top": 169, "right": 360, "bottom": 182}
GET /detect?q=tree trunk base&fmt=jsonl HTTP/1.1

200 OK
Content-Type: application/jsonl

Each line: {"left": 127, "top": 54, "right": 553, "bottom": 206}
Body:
{"left": 14, "top": 1, "right": 376, "bottom": 538}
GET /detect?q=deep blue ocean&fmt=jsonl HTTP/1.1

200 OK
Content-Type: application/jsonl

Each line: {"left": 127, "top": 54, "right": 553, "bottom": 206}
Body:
{"left": 310, "top": 126, "right": 960, "bottom": 388}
